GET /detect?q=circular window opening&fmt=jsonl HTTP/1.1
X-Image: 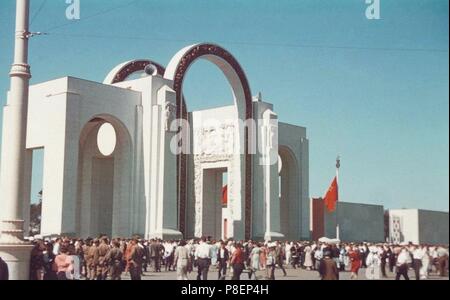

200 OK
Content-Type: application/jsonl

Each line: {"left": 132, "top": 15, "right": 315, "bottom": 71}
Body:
{"left": 97, "top": 123, "right": 117, "bottom": 156}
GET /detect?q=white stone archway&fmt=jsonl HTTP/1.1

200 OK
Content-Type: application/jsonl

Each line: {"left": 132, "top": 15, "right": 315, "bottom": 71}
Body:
{"left": 164, "top": 43, "right": 254, "bottom": 240}
{"left": 76, "top": 115, "right": 133, "bottom": 238}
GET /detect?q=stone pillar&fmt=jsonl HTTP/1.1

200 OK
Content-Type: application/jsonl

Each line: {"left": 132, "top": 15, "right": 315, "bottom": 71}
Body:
{"left": 261, "top": 109, "right": 284, "bottom": 241}
{"left": 132, "top": 105, "right": 145, "bottom": 235}
{"left": 146, "top": 85, "right": 183, "bottom": 240}
{"left": 0, "top": 0, "right": 33, "bottom": 280}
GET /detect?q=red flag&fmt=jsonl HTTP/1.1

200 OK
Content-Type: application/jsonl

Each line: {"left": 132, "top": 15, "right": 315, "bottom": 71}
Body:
{"left": 222, "top": 185, "right": 228, "bottom": 206}
{"left": 323, "top": 177, "right": 338, "bottom": 212}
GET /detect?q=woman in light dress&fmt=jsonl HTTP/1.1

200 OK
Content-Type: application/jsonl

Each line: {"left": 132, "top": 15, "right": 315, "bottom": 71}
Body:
{"left": 249, "top": 243, "right": 261, "bottom": 279}
{"left": 303, "top": 244, "right": 313, "bottom": 270}
{"left": 174, "top": 240, "right": 190, "bottom": 280}
{"left": 285, "top": 242, "right": 292, "bottom": 266}
{"left": 420, "top": 246, "right": 430, "bottom": 279}
{"left": 365, "top": 246, "right": 381, "bottom": 280}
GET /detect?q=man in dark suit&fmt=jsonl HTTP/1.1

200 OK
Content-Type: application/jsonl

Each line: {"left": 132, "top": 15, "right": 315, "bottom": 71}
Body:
{"left": 275, "top": 242, "right": 287, "bottom": 277}
{"left": 141, "top": 240, "right": 150, "bottom": 273}
{"left": 0, "top": 256, "right": 9, "bottom": 280}
{"left": 380, "top": 246, "right": 388, "bottom": 278}
{"left": 217, "top": 241, "right": 229, "bottom": 280}
{"left": 149, "top": 239, "right": 162, "bottom": 272}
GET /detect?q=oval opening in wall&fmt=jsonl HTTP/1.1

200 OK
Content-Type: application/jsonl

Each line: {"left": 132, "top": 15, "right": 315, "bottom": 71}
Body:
{"left": 97, "top": 123, "right": 117, "bottom": 156}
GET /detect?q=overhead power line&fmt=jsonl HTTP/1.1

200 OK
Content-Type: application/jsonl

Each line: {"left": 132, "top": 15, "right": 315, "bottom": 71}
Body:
{"left": 30, "top": 0, "right": 48, "bottom": 26}
{"left": 46, "top": 32, "right": 449, "bottom": 54}
{"left": 32, "top": 0, "right": 447, "bottom": 54}
{"left": 43, "top": 0, "right": 141, "bottom": 32}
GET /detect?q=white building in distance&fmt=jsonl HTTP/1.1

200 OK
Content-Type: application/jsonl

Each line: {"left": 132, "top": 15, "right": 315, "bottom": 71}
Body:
{"left": 389, "top": 209, "right": 449, "bottom": 245}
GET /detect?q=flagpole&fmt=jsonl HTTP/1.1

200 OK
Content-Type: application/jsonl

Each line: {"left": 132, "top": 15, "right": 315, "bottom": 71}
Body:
{"left": 336, "top": 156, "right": 340, "bottom": 240}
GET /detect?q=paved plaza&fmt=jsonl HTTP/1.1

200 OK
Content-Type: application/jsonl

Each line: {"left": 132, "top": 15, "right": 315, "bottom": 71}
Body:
{"left": 121, "top": 267, "right": 449, "bottom": 281}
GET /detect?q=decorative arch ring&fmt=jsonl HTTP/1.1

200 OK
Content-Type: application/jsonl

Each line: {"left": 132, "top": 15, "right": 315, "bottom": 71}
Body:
{"left": 103, "top": 59, "right": 166, "bottom": 84}
{"left": 164, "top": 43, "right": 254, "bottom": 239}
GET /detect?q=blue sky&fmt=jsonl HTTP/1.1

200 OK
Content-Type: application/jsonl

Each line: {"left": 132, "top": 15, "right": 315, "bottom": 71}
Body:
{"left": 0, "top": 0, "right": 448, "bottom": 211}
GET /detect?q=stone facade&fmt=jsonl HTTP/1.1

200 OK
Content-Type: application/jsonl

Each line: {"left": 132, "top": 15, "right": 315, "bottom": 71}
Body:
{"left": 1, "top": 44, "right": 310, "bottom": 241}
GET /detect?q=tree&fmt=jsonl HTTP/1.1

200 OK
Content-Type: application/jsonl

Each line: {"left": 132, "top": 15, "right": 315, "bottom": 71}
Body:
{"left": 29, "top": 190, "right": 42, "bottom": 236}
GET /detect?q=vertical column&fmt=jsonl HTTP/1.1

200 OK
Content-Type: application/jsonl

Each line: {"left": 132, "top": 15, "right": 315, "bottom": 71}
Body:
{"left": 251, "top": 100, "right": 268, "bottom": 240}
{"left": 131, "top": 105, "right": 144, "bottom": 235}
{"left": 146, "top": 85, "right": 182, "bottom": 240}
{"left": 0, "top": 0, "right": 33, "bottom": 280}
{"left": 261, "top": 109, "right": 284, "bottom": 241}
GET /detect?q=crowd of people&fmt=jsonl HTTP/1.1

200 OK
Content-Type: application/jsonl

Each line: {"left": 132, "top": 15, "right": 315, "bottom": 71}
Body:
{"left": 0, "top": 236, "right": 448, "bottom": 281}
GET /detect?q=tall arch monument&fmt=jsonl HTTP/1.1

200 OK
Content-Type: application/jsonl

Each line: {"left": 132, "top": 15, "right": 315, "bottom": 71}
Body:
{"left": 1, "top": 44, "right": 310, "bottom": 241}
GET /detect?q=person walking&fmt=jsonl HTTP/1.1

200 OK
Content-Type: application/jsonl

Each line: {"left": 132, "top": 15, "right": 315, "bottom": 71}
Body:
{"left": 174, "top": 240, "right": 190, "bottom": 280}
{"left": 285, "top": 242, "right": 292, "bottom": 266}
{"left": 81, "top": 239, "right": 91, "bottom": 278}
{"left": 349, "top": 246, "right": 361, "bottom": 280}
{"left": 230, "top": 243, "right": 246, "bottom": 280}
{"left": 149, "top": 239, "right": 162, "bottom": 272}
{"left": 290, "top": 243, "right": 299, "bottom": 269}
{"left": 266, "top": 243, "right": 277, "bottom": 280}
{"left": 53, "top": 238, "right": 61, "bottom": 256}
{"left": 388, "top": 246, "right": 396, "bottom": 273}
{"left": 275, "top": 242, "right": 287, "bottom": 277}
{"left": 210, "top": 240, "right": 218, "bottom": 267}
{"left": 360, "top": 244, "right": 369, "bottom": 268}
{"left": 52, "top": 245, "right": 74, "bottom": 280}
{"left": 97, "top": 237, "right": 110, "bottom": 280}
{"left": 42, "top": 242, "right": 57, "bottom": 280}
{"left": 217, "top": 241, "right": 229, "bottom": 280}
{"left": 331, "top": 244, "right": 341, "bottom": 270}
{"left": 338, "top": 245, "right": 346, "bottom": 272}
{"left": 395, "top": 248, "right": 411, "bottom": 280}
{"left": 313, "top": 245, "right": 323, "bottom": 271}
{"left": 128, "top": 239, "right": 143, "bottom": 280}
{"left": 163, "top": 241, "right": 175, "bottom": 272}
{"left": 303, "top": 244, "right": 313, "bottom": 270}
{"left": 86, "top": 239, "right": 99, "bottom": 280}
{"left": 74, "top": 240, "right": 85, "bottom": 279}
{"left": 195, "top": 237, "right": 211, "bottom": 280}
{"left": 420, "top": 246, "right": 430, "bottom": 280}
{"left": 318, "top": 250, "right": 339, "bottom": 280}
{"left": 365, "top": 246, "right": 381, "bottom": 280}
{"left": 249, "top": 243, "right": 261, "bottom": 279}
{"left": 30, "top": 241, "right": 46, "bottom": 280}
{"left": 412, "top": 246, "right": 424, "bottom": 280}
{"left": 380, "top": 245, "right": 388, "bottom": 278}
{"left": 141, "top": 241, "right": 150, "bottom": 273}
{"left": 259, "top": 244, "right": 267, "bottom": 270}
{"left": 437, "top": 246, "right": 448, "bottom": 277}
{"left": 105, "top": 240, "right": 123, "bottom": 280}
